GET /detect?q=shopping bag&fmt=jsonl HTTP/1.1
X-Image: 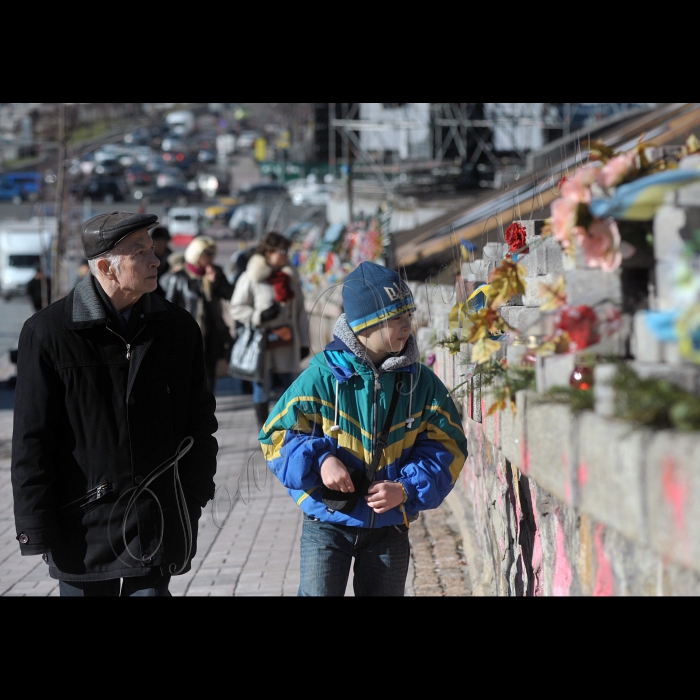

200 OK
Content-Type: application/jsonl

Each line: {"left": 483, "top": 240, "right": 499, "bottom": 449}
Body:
{"left": 228, "top": 325, "right": 266, "bottom": 382}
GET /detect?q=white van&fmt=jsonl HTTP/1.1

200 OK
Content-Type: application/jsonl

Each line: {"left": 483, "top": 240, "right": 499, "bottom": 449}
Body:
{"left": 0, "top": 221, "right": 54, "bottom": 300}
{"left": 166, "top": 207, "right": 201, "bottom": 247}
{"left": 165, "top": 110, "right": 195, "bottom": 137}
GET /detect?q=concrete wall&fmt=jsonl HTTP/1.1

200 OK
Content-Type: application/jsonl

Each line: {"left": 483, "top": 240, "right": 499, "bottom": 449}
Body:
{"left": 416, "top": 178, "right": 700, "bottom": 594}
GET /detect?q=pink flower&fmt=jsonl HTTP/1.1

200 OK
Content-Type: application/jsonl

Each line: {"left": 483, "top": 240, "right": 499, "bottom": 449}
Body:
{"left": 596, "top": 151, "right": 637, "bottom": 189}
{"left": 560, "top": 166, "right": 597, "bottom": 203}
{"left": 576, "top": 218, "right": 622, "bottom": 272}
{"left": 549, "top": 197, "right": 578, "bottom": 248}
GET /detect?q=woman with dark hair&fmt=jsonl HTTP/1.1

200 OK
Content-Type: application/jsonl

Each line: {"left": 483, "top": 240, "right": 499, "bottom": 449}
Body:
{"left": 229, "top": 231, "right": 310, "bottom": 428}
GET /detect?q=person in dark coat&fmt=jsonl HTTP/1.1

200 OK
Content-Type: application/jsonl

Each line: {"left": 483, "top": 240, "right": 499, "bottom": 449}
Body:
{"left": 164, "top": 236, "right": 234, "bottom": 394}
{"left": 26, "top": 267, "right": 51, "bottom": 312}
{"left": 150, "top": 225, "right": 173, "bottom": 297}
{"left": 10, "top": 211, "right": 218, "bottom": 597}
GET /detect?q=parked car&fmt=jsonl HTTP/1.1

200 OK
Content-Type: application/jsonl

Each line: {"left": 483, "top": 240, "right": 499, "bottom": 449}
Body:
{"left": 235, "top": 130, "right": 259, "bottom": 152}
{"left": 288, "top": 177, "right": 338, "bottom": 206}
{"left": 124, "top": 164, "right": 154, "bottom": 187}
{"left": 228, "top": 203, "right": 265, "bottom": 238}
{"left": 0, "top": 179, "right": 24, "bottom": 204}
{"left": 92, "top": 158, "right": 126, "bottom": 178}
{"left": 134, "top": 183, "right": 203, "bottom": 206}
{"left": 166, "top": 206, "right": 202, "bottom": 247}
{"left": 71, "top": 177, "right": 129, "bottom": 203}
{"left": 237, "top": 182, "right": 288, "bottom": 203}
{"left": 0, "top": 171, "right": 43, "bottom": 202}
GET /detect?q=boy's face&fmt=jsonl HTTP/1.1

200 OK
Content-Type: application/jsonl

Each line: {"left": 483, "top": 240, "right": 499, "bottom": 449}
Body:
{"left": 361, "top": 312, "right": 413, "bottom": 358}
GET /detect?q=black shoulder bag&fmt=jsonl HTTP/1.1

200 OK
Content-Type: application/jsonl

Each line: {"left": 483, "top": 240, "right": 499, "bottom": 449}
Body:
{"left": 322, "top": 373, "right": 403, "bottom": 513}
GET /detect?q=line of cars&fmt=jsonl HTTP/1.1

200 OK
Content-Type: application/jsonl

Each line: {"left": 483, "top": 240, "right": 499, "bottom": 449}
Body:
{"left": 68, "top": 114, "right": 230, "bottom": 207}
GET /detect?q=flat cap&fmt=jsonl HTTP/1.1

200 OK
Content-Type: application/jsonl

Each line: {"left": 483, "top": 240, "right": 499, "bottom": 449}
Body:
{"left": 82, "top": 211, "right": 159, "bottom": 259}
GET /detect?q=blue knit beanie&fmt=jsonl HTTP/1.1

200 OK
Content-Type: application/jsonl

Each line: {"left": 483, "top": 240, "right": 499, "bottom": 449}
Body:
{"left": 342, "top": 262, "right": 415, "bottom": 333}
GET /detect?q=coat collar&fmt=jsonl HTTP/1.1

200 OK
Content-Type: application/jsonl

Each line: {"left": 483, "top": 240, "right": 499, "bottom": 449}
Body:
{"left": 65, "top": 272, "right": 174, "bottom": 330}
{"left": 246, "top": 253, "right": 296, "bottom": 284}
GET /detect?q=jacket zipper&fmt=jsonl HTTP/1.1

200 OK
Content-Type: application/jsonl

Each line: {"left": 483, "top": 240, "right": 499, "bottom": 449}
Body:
{"left": 369, "top": 370, "right": 382, "bottom": 529}
{"left": 107, "top": 323, "right": 145, "bottom": 361}
{"left": 62, "top": 482, "right": 113, "bottom": 511}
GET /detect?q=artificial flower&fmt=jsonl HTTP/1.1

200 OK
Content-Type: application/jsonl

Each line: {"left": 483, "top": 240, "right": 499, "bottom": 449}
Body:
{"left": 464, "top": 307, "right": 507, "bottom": 344}
{"left": 596, "top": 150, "right": 638, "bottom": 189}
{"left": 556, "top": 305, "right": 600, "bottom": 351}
{"left": 576, "top": 217, "right": 623, "bottom": 272}
{"left": 560, "top": 166, "right": 597, "bottom": 203}
{"left": 539, "top": 275, "right": 567, "bottom": 311}
{"left": 487, "top": 259, "right": 526, "bottom": 307}
{"left": 504, "top": 222, "right": 528, "bottom": 255}
{"left": 471, "top": 337, "right": 503, "bottom": 366}
{"left": 547, "top": 197, "right": 579, "bottom": 249}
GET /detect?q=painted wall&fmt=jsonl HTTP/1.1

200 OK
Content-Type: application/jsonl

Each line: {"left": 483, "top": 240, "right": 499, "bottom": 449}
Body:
{"left": 416, "top": 178, "right": 700, "bottom": 595}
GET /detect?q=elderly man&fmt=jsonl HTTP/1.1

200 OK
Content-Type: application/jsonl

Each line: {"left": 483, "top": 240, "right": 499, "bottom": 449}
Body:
{"left": 11, "top": 211, "right": 218, "bottom": 596}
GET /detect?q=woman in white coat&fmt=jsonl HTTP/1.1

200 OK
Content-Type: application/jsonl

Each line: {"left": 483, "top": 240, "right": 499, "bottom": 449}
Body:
{"left": 229, "top": 232, "right": 310, "bottom": 428}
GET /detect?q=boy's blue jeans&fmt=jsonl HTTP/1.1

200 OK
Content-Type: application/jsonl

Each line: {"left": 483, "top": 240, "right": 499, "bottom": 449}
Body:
{"left": 253, "top": 371, "right": 295, "bottom": 404}
{"left": 298, "top": 513, "right": 410, "bottom": 596}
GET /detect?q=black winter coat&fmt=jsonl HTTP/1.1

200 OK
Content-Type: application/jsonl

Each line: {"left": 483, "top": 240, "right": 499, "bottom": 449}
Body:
{"left": 11, "top": 274, "right": 218, "bottom": 582}
{"left": 164, "top": 266, "right": 234, "bottom": 366}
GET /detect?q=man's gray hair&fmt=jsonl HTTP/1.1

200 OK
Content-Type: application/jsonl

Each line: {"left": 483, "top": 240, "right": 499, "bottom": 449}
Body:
{"left": 88, "top": 250, "right": 122, "bottom": 277}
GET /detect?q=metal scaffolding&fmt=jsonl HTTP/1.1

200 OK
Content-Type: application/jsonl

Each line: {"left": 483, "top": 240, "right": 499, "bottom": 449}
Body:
{"left": 328, "top": 103, "right": 654, "bottom": 195}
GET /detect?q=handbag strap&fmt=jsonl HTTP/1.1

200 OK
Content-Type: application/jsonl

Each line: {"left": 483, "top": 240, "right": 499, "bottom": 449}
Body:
{"left": 366, "top": 373, "right": 403, "bottom": 484}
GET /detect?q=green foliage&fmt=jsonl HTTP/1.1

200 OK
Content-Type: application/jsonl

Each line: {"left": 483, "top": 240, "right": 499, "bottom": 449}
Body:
{"left": 435, "top": 333, "right": 462, "bottom": 355}
{"left": 610, "top": 364, "right": 700, "bottom": 432}
{"left": 533, "top": 386, "right": 595, "bottom": 414}
{"left": 466, "top": 359, "right": 536, "bottom": 414}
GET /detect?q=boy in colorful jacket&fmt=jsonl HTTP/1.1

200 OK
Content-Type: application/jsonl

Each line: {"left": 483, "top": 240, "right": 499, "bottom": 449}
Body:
{"left": 259, "top": 261, "right": 468, "bottom": 596}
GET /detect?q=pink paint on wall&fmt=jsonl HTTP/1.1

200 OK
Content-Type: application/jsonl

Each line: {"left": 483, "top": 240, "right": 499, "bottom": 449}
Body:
{"left": 662, "top": 456, "right": 688, "bottom": 537}
{"left": 578, "top": 459, "right": 588, "bottom": 487}
{"left": 593, "top": 523, "right": 614, "bottom": 596}
{"left": 529, "top": 481, "right": 543, "bottom": 596}
{"left": 520, "top": 440, "right": 530, "bottom": 475}
{"left": 552, "top": 507, "right": 572, "bottom": 596}
{"left": 496, "top": 460, "right": 505, "bottom": 485}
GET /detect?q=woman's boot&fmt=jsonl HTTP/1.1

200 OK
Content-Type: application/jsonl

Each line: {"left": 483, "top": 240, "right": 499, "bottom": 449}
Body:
{"left": 253, "top": 402, "right": 269, "bottom": 429}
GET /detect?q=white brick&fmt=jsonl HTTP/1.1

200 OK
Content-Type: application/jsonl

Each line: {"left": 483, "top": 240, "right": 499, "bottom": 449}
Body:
{"left": 593, "top": 363, "right": 617, "bottom": 417}
{"left": 652, "top": 204, "right": 686, "bottom": 259}
{"left": 535, "top": 353, "right": 576, "bottom": 392}
{"left": 631, "top": 311, "right": 663, "bottom": 362}
{"left": 499, "top": 306, "right": 545, "bottom": 335}
{"left": 522, "top": 273, "right": 561, "bottom": 307}
{"left": 578, "top": 412, "right": 648, "bottom": 543}
{"left": 677, "top": 183, "right": 700, "bottom": 207}
{"left": 564, "top": 268, "right": 622, "bottom": 306}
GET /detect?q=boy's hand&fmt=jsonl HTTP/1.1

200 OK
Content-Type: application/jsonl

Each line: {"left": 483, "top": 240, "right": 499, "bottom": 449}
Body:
{"left": 320, "top": 456, "right": 354, "bottom": 491}
{"left": 365, "top": 480, "right": 404, "bottom": 513}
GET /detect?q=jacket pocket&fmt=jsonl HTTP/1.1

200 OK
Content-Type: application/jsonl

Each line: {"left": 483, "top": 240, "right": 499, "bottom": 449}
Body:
{"left": 61, "top": 482, "right": 115, "bottom": 516}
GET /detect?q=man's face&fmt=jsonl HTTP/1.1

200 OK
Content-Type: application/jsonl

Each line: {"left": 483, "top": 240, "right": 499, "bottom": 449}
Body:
{"left": 111, "top": 229, "right": 160, "bottom": 297}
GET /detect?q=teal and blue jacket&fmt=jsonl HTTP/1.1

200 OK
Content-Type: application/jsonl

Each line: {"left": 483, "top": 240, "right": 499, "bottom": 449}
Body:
{"left": 259, "top": 315, "right": 468, "bottom": 528}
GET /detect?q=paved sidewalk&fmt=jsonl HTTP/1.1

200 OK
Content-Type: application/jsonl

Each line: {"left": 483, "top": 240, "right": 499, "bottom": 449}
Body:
{"left": 0, "top": 379, "right": 470, "bottom": 597}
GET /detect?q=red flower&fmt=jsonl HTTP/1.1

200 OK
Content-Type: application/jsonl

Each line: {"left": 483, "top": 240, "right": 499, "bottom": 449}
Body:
{"left": 505, "top": 222, "right": 529, "bottom": 254}
{"left": 556, "top": 305, "right": 600, "bottom": 351}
